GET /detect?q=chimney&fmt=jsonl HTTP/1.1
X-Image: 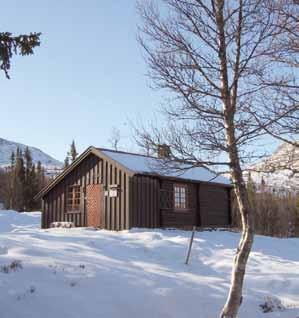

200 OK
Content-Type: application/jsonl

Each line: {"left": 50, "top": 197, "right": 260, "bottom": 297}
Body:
{"left": 157, "top": 144, "right": 171, "bottom": 158}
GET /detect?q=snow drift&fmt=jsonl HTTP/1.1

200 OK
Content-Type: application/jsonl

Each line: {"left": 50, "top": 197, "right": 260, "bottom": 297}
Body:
{"left": 0, "top": 210, "right": 298, "bottom": 318}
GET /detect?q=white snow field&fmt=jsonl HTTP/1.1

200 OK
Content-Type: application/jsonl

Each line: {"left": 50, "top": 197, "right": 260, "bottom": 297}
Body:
{"left": 0, "top": 211, "right": 299, "bottom": 318}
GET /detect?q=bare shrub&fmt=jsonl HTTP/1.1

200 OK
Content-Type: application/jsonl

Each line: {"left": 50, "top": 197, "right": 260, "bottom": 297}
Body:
{"left": 232, "top": 190, "right": 299, "bottom": 237}
{"left": 0, "top": 260, "right": 23, "bottom": 274}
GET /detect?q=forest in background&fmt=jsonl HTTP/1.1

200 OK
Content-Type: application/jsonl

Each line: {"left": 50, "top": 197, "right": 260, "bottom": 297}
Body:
{"left": 0, "top": 147, "right": 49, "bottom": 211}
{"left": 0, "top": 140, "right": 78, "bottom": 211}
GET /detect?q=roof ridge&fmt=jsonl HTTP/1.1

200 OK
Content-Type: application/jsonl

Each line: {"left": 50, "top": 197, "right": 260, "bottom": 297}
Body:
{"left": 98, "top": 147, "right": 214, "bottom": 168}
{"left": 97, "top": 147, "right": 159, "bottom": 159}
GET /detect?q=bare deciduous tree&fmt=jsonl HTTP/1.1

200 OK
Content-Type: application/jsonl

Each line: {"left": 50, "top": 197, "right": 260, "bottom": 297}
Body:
{"left": 136, "top": 1, "right": 299, "bottom": 317}
{"left": 248, "top": 1, "right": 299, "bottom": 175}
{"left": 109, "top": 127, "right": 121, "bottom": 151}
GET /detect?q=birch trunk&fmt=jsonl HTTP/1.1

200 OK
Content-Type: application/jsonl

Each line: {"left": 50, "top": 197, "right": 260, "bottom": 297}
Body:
{"left": 220, "top": 127, "right": 254, "bottom": 318}
{"left": 215, "top": 1, "right": 255, "bottom": 316}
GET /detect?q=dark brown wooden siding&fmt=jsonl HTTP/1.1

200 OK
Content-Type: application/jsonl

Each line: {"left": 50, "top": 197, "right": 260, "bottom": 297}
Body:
{"left": 42, "top": 153, "right": 130, "bottom": 230}
{"left": 130, "top": 175, "right": 160, "bottom": 228}
{"left": 160, "top": 181, "right": 197, "bottom": 229}
{"left": 102, "top": 160, "right": 130, "bottom": 231}
{"left": 41, "top": 151, "right": 231, "bottom": 230}
{"left": 199, "top": 184, "right": 230, "bottom": 226}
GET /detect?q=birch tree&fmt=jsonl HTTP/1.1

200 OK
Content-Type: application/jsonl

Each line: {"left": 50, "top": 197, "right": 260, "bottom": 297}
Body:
{"left": 108, "top": 127, "right": 121, "bottom": 151}
{"left": 137, "top": 1, "right": 299, "bottom": 317}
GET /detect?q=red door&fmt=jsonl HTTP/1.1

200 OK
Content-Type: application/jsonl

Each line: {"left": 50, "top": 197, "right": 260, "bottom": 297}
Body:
{"left": 86, "top": 184, "right": 103, "bottom": 227}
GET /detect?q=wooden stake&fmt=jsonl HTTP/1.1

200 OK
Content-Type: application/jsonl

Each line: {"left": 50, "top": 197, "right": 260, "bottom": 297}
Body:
{"left": 185, "top": 226, "right": 196, "bottom": 265}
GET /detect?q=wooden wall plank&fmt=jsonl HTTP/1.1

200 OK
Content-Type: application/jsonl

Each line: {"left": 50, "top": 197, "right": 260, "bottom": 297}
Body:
{"left": 115, "top": 169, "right": 120, "bottom": 230}
{"left": 114, "top": 167, "right": 118, "bottom": 230}
{"left": 199, "top": 184, "right": 230, "bottom": 226}
{"left": 129, "top": 175, "right": 160, "bottom": 229}
{"left": 125, "top": 174, "right": 129, "bottom": 229}
{"left": 107, "top": 163, "right": 111, "bottom": 230}
{"left": 102, "top": 160, "right": 107, "bottom": 229}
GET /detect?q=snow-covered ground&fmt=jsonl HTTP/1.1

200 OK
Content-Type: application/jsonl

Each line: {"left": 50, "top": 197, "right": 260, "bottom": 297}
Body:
{"left": 0, "top": 211, "right": 299, "bottom": 318}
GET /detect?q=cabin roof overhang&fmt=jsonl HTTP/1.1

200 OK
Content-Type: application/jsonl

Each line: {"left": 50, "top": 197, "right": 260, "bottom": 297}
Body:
{"left": 34, "top": 146, "right": 135, "bottom": 200}
{"left": 135, "top": 173, "right": 233, "bottom": 188}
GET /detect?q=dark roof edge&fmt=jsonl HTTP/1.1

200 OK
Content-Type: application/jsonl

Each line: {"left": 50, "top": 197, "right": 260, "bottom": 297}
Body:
{"left": 34, "top": 147, "right": 94, "bottom": 200}
{"left": 135, "top": 172, "right": 233, "bottom": 188}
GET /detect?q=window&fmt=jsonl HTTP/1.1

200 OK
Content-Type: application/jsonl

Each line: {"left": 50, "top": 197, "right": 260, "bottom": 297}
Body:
{"left": 174, "top": 184, "right": 187, "bottom": 209}
{"left": 67, "top": 185, "right": 81, "bottom": 212}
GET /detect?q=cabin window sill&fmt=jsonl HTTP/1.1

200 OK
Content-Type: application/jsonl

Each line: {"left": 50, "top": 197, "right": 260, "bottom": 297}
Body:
{"left": 65, "top": 211, "right": 81, "bottom": 215}
{"left": 173, "top": 208, "right": 190, "bottom": 212}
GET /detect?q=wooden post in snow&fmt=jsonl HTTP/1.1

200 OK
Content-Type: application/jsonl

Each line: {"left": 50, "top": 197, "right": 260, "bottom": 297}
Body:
{"left": 185, "top": 226, "right": 196, "bottom": 265}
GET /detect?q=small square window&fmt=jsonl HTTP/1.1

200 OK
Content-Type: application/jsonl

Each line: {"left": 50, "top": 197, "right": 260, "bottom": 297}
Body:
{"left": 67, "top": 185, "right": 81, "bottom": 212}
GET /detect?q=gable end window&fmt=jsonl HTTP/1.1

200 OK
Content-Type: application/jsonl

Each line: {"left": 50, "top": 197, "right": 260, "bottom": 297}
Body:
{"left": 174, "top": 184, "right": 187, "bottom": 210}
{"left": 66, "top": 185, "right": 81, "bottom": 212}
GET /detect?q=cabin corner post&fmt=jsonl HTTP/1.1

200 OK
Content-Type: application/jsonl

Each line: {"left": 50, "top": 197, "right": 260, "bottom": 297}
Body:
{"left": 196, "top": 183, "right": 201, "bottom": 228}
{"left": 41, "top": 198, "right": 46, "bottom": 229}
{"left": 227, "top": 187, "right": 232, "bottom": 226}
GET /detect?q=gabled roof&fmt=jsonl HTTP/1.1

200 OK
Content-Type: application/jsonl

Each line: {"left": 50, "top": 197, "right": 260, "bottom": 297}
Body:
{"left": 35, "top": 146, "right": 231, "bottom": 199}
{"left": 99, "top": 148, "right": 231, "bottom": 185}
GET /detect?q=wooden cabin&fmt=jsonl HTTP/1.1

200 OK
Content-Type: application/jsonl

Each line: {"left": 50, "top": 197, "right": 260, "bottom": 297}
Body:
{"left": 35, "top": 147, "right": 232, "bottom": 230}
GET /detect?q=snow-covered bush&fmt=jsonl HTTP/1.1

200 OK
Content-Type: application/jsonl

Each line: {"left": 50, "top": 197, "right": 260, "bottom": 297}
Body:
{"left": 259, "top": 296, "right": 286, "bottom": 313}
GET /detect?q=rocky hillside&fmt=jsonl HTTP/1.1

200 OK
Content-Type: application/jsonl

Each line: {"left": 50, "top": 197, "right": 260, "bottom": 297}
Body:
{"left": 0, "top": 138, "right": 62, "bottom": 174}
{"left": 250, "top": 142, "right": 299, "bottom": 191}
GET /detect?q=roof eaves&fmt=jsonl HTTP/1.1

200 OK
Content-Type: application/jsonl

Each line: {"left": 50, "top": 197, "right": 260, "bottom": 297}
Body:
{"left": 34, "top": 146, "right": 95, "bottom": 200}
{"left": 135, "top": 172, "right": 232, "bottom": 187}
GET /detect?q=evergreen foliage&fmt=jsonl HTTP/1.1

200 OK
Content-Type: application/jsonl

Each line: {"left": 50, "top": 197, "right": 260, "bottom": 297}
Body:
{"left": 63, "top": 140, "right": 78, "bottom": 170}
{"left": 68, "top": 140, "right": 78, "bottom": 162}
{"left": 0, "top": 32, "right": 41, "bottom": 79}
{"left": 0, "top": 148, "right": 48, "bottom": 211}
{"left": 64, "top": 156, "right": 69, "bottom": 169}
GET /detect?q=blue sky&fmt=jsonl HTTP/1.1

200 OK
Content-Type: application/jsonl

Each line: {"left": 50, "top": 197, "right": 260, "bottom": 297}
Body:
{"left": 0, "top": 1, "right": 161, "bottom": 161}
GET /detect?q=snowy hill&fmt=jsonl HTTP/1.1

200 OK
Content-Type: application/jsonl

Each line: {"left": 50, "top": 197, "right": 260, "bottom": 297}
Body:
{"left": 0, "top": 138, "right": 62, "bottom": 173}
{"left": 0, "top": 210, "right": 298, "bottom": 318}
{"left": 249, "top": 142, "right": 299, "bottom": 191}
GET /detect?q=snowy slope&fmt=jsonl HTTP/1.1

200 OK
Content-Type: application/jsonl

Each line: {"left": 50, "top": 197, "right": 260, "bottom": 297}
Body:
{"left": 0, "top": 138, "right": 62, "bottom": 171}
{"left": 250, "top": 142, "right": 299, "bottom": 190}
{"left": 0, "top": 211, "right": 299, "bottom": 318}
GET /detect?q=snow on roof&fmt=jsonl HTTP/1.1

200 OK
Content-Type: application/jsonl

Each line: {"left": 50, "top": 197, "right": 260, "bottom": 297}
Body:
{"left": 100, "top": 149, "right": 231, "bottom": 185}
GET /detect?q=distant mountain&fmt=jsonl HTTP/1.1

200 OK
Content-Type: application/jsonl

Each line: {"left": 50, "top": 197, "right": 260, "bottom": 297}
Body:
{"left": 249, "top": 142, "right": 299, "bottom": 191}
{"left": 0, "top": 138, "right": 63, "bottom": 174}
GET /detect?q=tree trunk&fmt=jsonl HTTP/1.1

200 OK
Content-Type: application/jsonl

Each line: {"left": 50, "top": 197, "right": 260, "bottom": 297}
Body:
{"left": 214, "top": 0, "right": 255, "bottom": 316}
{"left": 220, "top": 123, "right": 255, "bottom": 318}
{"left": 220, "top": 190, "right": 254, "bottom": 317}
